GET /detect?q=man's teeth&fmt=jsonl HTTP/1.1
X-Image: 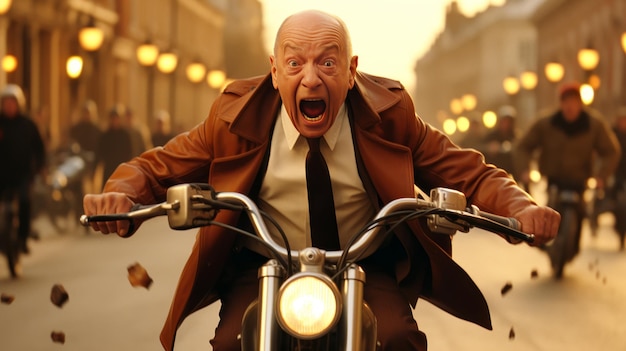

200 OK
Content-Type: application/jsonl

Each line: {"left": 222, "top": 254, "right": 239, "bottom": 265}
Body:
{"left": 304, "top": 114, "right": 323, "bottom": 121}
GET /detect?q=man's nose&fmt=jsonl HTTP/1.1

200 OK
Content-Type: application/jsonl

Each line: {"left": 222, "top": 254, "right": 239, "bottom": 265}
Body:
{"left": 301, "top": 64, "right": 322, "bottom": 88}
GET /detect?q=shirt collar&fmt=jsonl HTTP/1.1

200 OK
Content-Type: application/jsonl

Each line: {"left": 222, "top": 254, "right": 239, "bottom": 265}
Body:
{"left": 281, "top": 103, "right": 347, "bottom": 150}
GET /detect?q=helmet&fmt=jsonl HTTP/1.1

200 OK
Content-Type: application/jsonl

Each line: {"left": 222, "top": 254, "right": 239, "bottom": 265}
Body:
{"left": 0, "top": 84, "right": 26, "bottom": 114}
{"left": 498, "top": 105, "right": 516, "bottom": 119}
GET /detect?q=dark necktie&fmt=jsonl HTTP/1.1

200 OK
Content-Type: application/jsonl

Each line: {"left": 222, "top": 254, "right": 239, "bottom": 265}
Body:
{"left": 305, "top": 137, "right": 341, "bottom": 250}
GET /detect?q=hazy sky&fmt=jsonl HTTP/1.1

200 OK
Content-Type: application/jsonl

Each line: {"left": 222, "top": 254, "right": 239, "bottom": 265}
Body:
{"left": 259, "top": 0, "right": 506, "bottom": 91}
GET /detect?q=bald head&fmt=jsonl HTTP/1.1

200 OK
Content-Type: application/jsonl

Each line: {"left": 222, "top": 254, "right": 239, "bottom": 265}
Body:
{"left": 273, "top": 10, "right": 353, "bottom": 59}
{"left": 269, "top": 9, "right": 359, "bottom": 138}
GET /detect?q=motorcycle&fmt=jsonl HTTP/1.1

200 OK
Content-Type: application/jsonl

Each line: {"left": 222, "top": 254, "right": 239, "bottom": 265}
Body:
{"left": 43, "top": 143, "right": 94, "bottom": 233}
{"left": 80, "top": 183, "right": 533, "bottom": 350}
{"left": 545, "top": 185, "right": 584, "bottom": 279}
{"left": 0, "top": 191, "right": 21, "bottom": 278}
{"left": 612, "top": 180, "right": 626, "bottom": 250}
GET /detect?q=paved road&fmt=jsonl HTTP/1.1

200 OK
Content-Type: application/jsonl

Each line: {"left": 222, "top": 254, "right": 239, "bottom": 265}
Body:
{"left": 1, "top": 212, "right": 625, "bottom": 350}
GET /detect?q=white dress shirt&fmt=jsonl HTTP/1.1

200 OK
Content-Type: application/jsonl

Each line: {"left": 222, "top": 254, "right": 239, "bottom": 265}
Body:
{"left": 257, "top": 103, "right": 376, "bottom": 250}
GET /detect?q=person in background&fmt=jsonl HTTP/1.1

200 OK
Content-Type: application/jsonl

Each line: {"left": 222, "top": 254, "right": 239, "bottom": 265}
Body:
{"left": 151, "top": 109, "right": 176, "bottom": 147}
{"left": 94, "top": 104, "right": 133, "bottom": 190}
{"left": 609, "top": 108, "right": 626, "bottom": 249}
{"left": 515, "top": 81, "right": 620, "bottom": 276}
{"left": 84, "top": 10, "right": 560, "bottom": 350}
{"left": 457, "top": 114, "right": 486, "bottom": 152}
{"left": 483, "top": 105, "right": 519, "bottom": 178}
{"left": 124, "top": 107, "right": 152, "bottom": 157}
{"left": 0, "top": 84, "right": 46, "bottom": 254}
{"left": 70, "top": 100, "right": 102, "bottom": 156}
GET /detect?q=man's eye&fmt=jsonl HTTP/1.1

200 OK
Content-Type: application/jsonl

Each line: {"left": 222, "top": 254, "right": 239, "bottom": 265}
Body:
{"left": 323, "top": 60, "right": 334, "bottom": 67}
{"left": 287, "top": 60, "right": 298, "bottom": 67}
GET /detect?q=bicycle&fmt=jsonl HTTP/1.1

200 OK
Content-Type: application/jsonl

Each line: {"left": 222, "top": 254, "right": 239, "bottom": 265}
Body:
{"left": 0, "top": 190, "right": 22, "bottom": 278}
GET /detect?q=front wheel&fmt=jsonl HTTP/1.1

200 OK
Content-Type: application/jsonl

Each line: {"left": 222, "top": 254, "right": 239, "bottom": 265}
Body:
{"left": 547, "top": 206, "right": 579, "bottom": 279}
{"left": 0, "top": 203, "right": 21, "bottom": 278}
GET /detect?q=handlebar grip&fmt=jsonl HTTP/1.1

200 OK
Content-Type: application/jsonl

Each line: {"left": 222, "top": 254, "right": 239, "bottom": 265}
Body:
{"left": 477, "top": 211, "right": 521, "bottom": 231}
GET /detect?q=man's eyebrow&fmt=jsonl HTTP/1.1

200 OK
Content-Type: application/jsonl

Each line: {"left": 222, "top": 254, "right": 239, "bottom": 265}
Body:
{"left": 281, "top": 42, "right": 341, "bottom": 54}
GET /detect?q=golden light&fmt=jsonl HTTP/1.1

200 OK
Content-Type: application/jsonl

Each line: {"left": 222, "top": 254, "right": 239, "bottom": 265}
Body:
{"left": 529, "top": 170, "right": 542, "bottom": 183}
{"left": 78, "top": 18, "right": 104, "bottom": 52}
{"left": 622, "top": 32, "right": 626, "bottom": 54}
{"left": 456, "top": 116, "right": 470, "bottom": 133}
{"left": 442, "top": 118, "right": 457, "bottom": 135}
{"left": 449, "top": 98, "right": 463, "bottom": 115}
{"left": 186, "top": 62, "right": 206, "bottom": 83}
{"left": 588, "top": 73, "right": 601, "bottom": 90}
{"left": 502, "top": 76, "right": 520, "bottom": 95}
{"left": 520, "top": 71, "right": 538, "bottom": 90}
{"left": 0, "top": 0, "right": 12, "bottom": 14}
{"left": 580, "top": 83, "right": 595, "bottom": 105}
{"left": 461, "top": 94, "right": 477, "bottom": 111}
{"left": 577, "top": 48, "right": 600, "bottom": 71}
{"left": 136, "top": 42, "right": 159, "bottom": 66}
{"left": 2, "top": 54, "right": 17, "bottom": 72}
{"left": 544, "top": 62, "right": 564, "bottom": 83}
{"left": 207, "top": 69, "right": 226, "bottom": 89}
{"left": 66, "top": 56, "right": 83, "bottom": 79}
{"left": 157, "top": 52, "right": 178, "bottom": 74}
{"left": 482, "top": 110, "right": 497, "bottom": 129}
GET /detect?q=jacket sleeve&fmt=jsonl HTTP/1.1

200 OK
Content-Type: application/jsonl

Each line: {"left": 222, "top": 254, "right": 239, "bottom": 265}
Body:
{"left": 594, "top": 118, "right": 621, "bottom": 180}
{"left": 102, "top": 102, "right": 222, "bottom": 205}
{"left": 407, "top": 107, "right": 534, "bottom": 244}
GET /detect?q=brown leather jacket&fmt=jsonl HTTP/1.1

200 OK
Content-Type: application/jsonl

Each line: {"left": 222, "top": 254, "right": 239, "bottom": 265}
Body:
{"left": 103, "top": 72, "right": 535, "bottom": 350}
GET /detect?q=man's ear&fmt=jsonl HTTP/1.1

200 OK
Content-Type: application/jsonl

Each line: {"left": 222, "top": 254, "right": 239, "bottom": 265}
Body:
{"left": 269, "top": 55, "right": 278, "bottom": 89}
{"left": 349, "top": 55, "right": 358, "bottom": 88}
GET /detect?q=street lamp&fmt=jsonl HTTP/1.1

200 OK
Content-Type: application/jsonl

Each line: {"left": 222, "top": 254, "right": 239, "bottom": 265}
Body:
{"left": 2, "top": 54, "right": 16, "bottom": 72}
{"left": 461, "top": 94, "right": 477, "bottom": 111}
{"left": 502, "top": 76, "right": 520, "bottom": 95}
{"left": 66, "top": 56, "right": 83, "bottom": 79}
{"left": 207, "top": 69, "right": 226, "bottom": 89}
{"left": 482, "top": 110, "right": 497, "bottom": 129}
{"left": 577, "top": 47, "right": 600, "bottom": 71}
{"left": 186, "top": 62, "right": 206, "bottom": 83}
{"left": 0, "top": 0, "right": 12, "bottom": 14}
{"left": 157, "top": 51, "right": 178, "bottom": 74}
{"left": 136, "top": 41, "right": 159, "bottom": 67}
{"left": 580, "top": 83, "right": 595, "bottom": 105}
{"left": 449, "top": 98, "right": 463, "bottom": 115}
{"left": 78, "top": 17, "right": 104, "bottom": 52}
{"left": 520, "top": 71, "right": 538, "bottom": 90}
{"left": 544, "top": 62, "right": 564, "bottom": 83}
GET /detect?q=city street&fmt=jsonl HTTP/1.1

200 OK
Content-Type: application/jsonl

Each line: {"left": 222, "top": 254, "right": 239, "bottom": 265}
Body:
{"left": 1, "top": 210, "right": 625, "bottom": 350}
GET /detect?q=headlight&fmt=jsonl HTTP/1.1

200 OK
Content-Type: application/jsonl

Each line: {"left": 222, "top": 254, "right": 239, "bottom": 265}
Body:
{"left": 276, "top": 273, "right": 341, "bottom": 339}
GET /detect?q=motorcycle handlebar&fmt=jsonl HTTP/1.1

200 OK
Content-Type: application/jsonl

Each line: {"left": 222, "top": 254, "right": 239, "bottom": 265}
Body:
{"left": 79, "top": 184, "right": 534, "bottom": 264}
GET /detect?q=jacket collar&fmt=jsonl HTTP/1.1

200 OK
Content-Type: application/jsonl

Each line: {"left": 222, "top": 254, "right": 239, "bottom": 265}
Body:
{"left": 219, "top": 72, "right": 402, "bottom": 143}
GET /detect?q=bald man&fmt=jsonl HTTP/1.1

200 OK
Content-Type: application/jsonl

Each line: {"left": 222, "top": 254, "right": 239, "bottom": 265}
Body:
{"left": 84, "top": 10, "right": 559, "bottom": 350}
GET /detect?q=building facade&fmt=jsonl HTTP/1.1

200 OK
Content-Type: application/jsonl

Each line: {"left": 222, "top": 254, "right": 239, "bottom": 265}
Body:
{"left": 414, "top": 0, "right": 626, "bottom": 139}
{"left": 0, "top": 0, "right": 263, "bottom": 152}
{"left": 413, "top": 0, "right": 543, "bottom": 137}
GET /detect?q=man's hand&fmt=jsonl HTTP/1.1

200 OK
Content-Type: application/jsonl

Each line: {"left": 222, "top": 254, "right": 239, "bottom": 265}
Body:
{"left": 516, "top": 205, "right": 560, "bottom": 247}
{"left": 83, "top": 192, "right": 135, "bottom": 237}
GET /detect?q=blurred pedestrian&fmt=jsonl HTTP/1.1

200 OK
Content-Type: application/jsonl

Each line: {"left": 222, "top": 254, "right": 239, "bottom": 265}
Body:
{"left": 483, "top": 105, "right": 518, "bottom": 177}
{"left": 151, "top": 110, "right": 175, "bottom": 147}
{"left": 124, "top": 107, "right": 151, "bottom": 157}
{"left": 0, "top": 84, "right": 46, "bottom": 254}
{"left": 95, "top": 104, "right": 133, "bottom": 190}
{"left": 609, "top": 108, "right": 626, "bottom": 249}
{"left": 69, "top": 100, "right": 102, "bottom": 156}
{"left": 457, "top": 115, "right": 485, "bottom": 152}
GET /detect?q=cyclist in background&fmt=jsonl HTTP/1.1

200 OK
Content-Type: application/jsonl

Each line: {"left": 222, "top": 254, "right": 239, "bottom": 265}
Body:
{"left": 0, "top": 84, "right": 46, "bottom": 254}
{"left": 515, "top": 82, "right": 620, "bottom": 276}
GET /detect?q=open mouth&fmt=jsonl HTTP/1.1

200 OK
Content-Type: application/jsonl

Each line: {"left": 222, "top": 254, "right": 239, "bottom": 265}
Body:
{"left": 300, "top": 99, "right": 326, "bottom": 121}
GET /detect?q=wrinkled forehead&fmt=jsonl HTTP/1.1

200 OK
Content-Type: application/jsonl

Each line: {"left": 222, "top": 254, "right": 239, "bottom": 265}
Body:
{"left": 274, "top": 11, "right": 352, "bottom": 56}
